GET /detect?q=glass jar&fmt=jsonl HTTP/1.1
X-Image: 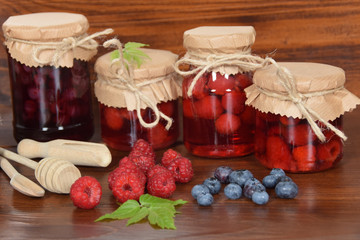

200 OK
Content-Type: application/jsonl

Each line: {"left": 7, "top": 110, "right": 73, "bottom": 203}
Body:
{"left": 176, "top": 26, "right": 258, "bottom": 158}
{"left": 2, "top": 12, "right": 101, "bottom": 142}
{"left": 246, "top": 62, "right": 360, "bottom": 172}
{"left": 95, "top": 46, "right": 181, "bottom": 150}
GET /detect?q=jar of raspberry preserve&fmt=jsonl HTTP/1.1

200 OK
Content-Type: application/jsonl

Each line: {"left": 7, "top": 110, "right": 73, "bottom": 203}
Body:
{"left": 175, "top": 26, "right": 261, "bottom": 158}
{"left": 2, "top": 12, "right": 109, "bottom": 142}
{"left": 94, "top": 44, "right": 181, "bottom": 151}
{"left": 245, "top": 62, "right": 360, "bottom": 172}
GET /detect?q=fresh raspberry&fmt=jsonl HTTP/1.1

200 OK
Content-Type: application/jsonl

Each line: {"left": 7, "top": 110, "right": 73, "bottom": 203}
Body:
{"left": 146, "top": 124, "right": 168, "bottom": 149}
{"left": 221, "top": 91, "right": 246, "bottom": 114}
{"left": 158, "top": 100, "right": 175, "bottom": 117}
{"left": 194, "top": 96, "right": 224, "bottom": 119}
{"left": 129, "top": 139, "right": 156, "bottom": 160}
{"left": 292, "top": 145, "right": 317, "bottom": 171}
{"left": 266, "top": 136, "right": 293, "bottom": 170}
{"left": 283, "top": 124, "right": 317, "bottom": 146}
{"left": 104, "top": 107, "right": 124, "bottom": 130}
{"left": 183, "top": 99, "right": 196, "bottom": 118}
{"left": 161, "top": 149, "right": 181, "bottom": 167}
{"left": 317, "top": 137, "right": 342, "bottom": 163}
{"left": 70, "top": 176, "right": 102, "bottom": 209}
{"left": 130, "top": 155, "right": 155, "bottom": 175}
{"left": 147, "top": 172, "right": 176, "bottom": 198}
{"left": 183, "top": 74, "right": 209, "bottom": 99}
{"left": 111, "top": 172, "right": 145, "bottom": 203}
{"left": 147, "top": 165, "right": 172, "bottom": 179}
{"left": 279, "top": 116, "right": 301, "bottom": 126}
{"left": 215, "top": 113, "right": 241, "bottom": 135}
{"left": 167, "top": 157, "right": 193, "bottom": 183}
{"left": 208, "top": 72, "right": 236, "bottom": 95}
{"left": 234, "top": 73, "right": 252, "bottom": 89}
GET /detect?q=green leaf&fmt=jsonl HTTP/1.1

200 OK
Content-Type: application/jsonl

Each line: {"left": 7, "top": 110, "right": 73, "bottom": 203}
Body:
{"left": 109, "top": 42, "right": 150, "bottom": 68}
{"left": 110, "top": 49, "right": 120, "bottom": 61}
{"left": 94, "top": 200, "right": 140, "bottom": 222}
{"left": 140, "top": 194, "right": 187, "bottom": 207}
{"left": 126, "top": 207, "right": 149, "bottom": 226}
{"left": 148, "top": 203, "right": 176, "bottom": 229}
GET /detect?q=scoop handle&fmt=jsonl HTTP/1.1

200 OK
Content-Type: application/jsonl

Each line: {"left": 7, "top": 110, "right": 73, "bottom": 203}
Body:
{"left": 0, "top": 147, "right": 37, "bottom": 169}
{"left": 17, "top": 139, "right": 112, "bottom": 167}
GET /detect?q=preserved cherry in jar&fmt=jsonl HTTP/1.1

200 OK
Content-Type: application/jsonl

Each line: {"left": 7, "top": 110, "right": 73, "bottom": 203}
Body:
{"left": 246, "top": 62, "right": 360, "bottom": 172}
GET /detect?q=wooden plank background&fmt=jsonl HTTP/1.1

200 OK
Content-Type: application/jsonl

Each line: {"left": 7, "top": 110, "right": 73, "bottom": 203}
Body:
{"left": 1, "top": 0, "right": 360, "bottom": 107}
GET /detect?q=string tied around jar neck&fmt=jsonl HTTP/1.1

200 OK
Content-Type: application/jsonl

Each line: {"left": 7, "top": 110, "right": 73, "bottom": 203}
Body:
{"left": 253, "top": 58, "right": 347, "bottom": 142}
{"left": 5, "top": 28, "right": 114, "bottom": 67}
{"left": 102, "top": 38, "right": 173, "bottom": 130}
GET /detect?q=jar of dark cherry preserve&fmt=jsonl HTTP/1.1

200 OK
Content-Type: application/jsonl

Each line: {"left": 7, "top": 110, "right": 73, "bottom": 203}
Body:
{"left": 245, "top": 62, "right": 360, "bottom": 172}
{"left": 94, "top": 40, "right": 181, "bottom": 151}
{"left": 2, "top": 12, "right": 110, "bottom": 142}
{"left": 175, "top": 26, "right": 263, "bottom": 158}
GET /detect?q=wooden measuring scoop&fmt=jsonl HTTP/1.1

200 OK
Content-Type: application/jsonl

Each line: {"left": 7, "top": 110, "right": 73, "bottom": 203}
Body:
{"left": 0, "top": 147, "right": 81, "bottom": 194}
{"left": 0, "top": 156, "right": 45, "bottom": 197}
{"left": 17, "top": 139, "right": 112, "bottom": 167}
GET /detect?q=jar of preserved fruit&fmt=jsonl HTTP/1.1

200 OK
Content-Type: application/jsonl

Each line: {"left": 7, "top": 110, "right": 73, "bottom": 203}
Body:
{"left": 175, "top": 26, "right": 264, "bottom": 158}
{"left": 245, "top": 62, "right": 360, "bottom": 172}
{"left": 94, "top": 40, "right": 181, "bottom": 151}
{"left": 2, "top": 12, "right": 112, "bottom": 142}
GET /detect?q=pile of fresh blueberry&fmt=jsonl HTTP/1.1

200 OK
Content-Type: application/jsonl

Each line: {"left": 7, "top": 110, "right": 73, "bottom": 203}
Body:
{"left": 191, "top": 166, "right": 298, "bottom": 206}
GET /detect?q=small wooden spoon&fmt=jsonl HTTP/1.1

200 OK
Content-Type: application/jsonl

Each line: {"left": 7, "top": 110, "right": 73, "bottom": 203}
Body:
{"left": 17, "top": 139, "right": 112, "bottom": 167}
{"left": 0, "top": 156, "right": 45, "bottom": 197}
{"left": 0, "top": 147, "right": 81, "bottom": 194}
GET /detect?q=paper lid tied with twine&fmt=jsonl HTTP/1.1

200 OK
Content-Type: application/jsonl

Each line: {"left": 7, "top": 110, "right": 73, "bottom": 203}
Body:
{"left": 94, "top": 43, "right": 181, "bottom": 129}
{"left": 2, "top": 12, "right": 113, "bottom": 68}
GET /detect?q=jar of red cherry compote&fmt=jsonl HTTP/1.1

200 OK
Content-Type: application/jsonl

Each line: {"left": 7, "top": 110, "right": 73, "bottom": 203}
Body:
{"left": 2, "top": 12, "right": 106, "bottom": 142}
{"left": 245, "top": 62, "right": 360, "bottom": 172}
{"left": 175, "top": 26, "right": 259, "bottom": 158}
{"left": 94, "top": 46, "right": 181, "bottom": 151}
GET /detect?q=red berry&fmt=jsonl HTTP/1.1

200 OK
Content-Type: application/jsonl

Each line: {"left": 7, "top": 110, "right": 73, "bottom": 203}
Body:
{"left": 129, "top": 139, "right": 156, "bottom": 160}
{"left": 183, "top": 99, "right": 196, "bottom": 118}
{"left": 111, "top": 172, "right": 145, "bottom": 203}
{"left": 146, "top": 124, "right": 168, "bottom": 149}
{"left": 234, "top": 73, "right": 252, "bottom": 89}
{"left": 183, "top": 74, "right": 209, "bottom": 99}
{"left": 70, "top": 176, "right": 102, "bottom": 210}
{"left": 292, "top": 145, "right": 317, "bottom": 171}
{"left": 280, "top": 116, "right": 301, "bottom": 126}
{"left": 221, "top": 91, "right": 246, "bottom": 114}
{"left": 104, "top": 107, "right": 124, "bottom": 130}
{"left": 147, "top": 165, "right": 172, "bottom": 179}
{"left": 194, "top": 96, "right": 223, "bottom": 119}
{"left": 147, "top": 172, "right": 176, "bottom": 198}
{"left": 208, "top": 72, "right": 235, "bottom": 95}
{"left": 266, "top": 136, "right": 293, "bottom": 170}
{"left": 317, "top": 137, "right": 342, "bottom": 163}
{"left": 158, "top": 101, "right": 175, "bottom": 117}
{"left": 283, "top": 124, "right": 317, "bottom": 146}
{"left": 161, "top": 149, "right": 181, "bottom": 167}
{"left": 167, "top": 157, "right": 193, "bottom": 183}
{"left": 129, "top": 155, "right": 155, "bottom": 175}
{"left": 215, "top": 113, "right": 241, "bottom": 135}
{"left": 267, "top": 126, "right": 282, "bottom": 136}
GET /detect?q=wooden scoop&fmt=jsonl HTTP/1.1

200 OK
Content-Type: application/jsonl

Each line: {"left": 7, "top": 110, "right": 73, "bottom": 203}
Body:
{"left": 0, "top": 156, "right": 45, "bottom": 197}
{"left": 17, "top": 139, "right": 112, "bottom": 167}
{"left": 0, "top": 147, "right": 81, "bottom": 194}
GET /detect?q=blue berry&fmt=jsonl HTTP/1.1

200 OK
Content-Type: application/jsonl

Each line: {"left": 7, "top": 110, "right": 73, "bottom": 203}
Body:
{"left": 203, "top": 177, "right": 221, "bottom": 195}
{"left": 269, "top": 168, "right": 286, "bottom": 178}
{"left": 243, "top": 178, "right": 265, "bottom": 199}
{"left": 197, "top": 193, "right": 214, "bottom": 206}
{"left": 262, "top": 175, "right": 279, "bottom": 188}
{"left": 224, "top": 183, "right": 242, "bottom": 200}
{"left": 275, "top": 178, "right": 298, "bottom": 199}
{"left": 191, "top": 184, "right": 210, "bottom": 199}
{"left": 229, "top": 169, "right": 253, "bottom": 187}
{"left": 214, "top": 166, "right": 233, "bottom": 183}
{"left": 252, "top": 190, "right": 269, "bottom": 205}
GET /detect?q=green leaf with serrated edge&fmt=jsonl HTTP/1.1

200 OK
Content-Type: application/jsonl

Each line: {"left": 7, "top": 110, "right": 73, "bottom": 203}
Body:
{"left": 126, "top": 207, "right": 149, "bottom": 226}
{"left": 110, "top": 49, "right": 120, "bottom": 61}
{"left": 109, "top": 42, "right": 150, "bottom": 68}
{"left": 94, "top": 200, "right": 140, "bottom": 222}
{"left": 148, "top": 203, "right": 176, "bottom": 229}
{"left": 140, "top": 194, "right": 187, "bottom": 208}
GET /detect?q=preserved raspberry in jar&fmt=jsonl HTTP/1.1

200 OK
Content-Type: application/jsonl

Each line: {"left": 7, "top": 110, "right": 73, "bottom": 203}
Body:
{"left": 95, "top": 45, "right": 181, "bottom": 150}
{"left": 2, "top": 13, "right": 106, "bottom": 142}
{"left": 246, "top": 62, "right": 360, "bottom": 172}
{"left": 175, "top": 26, "right": 258, "bottom": 158}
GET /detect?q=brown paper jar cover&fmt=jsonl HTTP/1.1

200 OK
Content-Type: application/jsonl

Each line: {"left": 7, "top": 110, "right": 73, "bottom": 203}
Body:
{"left": 2, "top": 12, "right": 97, "bottom": 67}
{"left": 245, "top": 62, "right": 360, "bottom": 121}
{"left": 94, "top": 48, "right": 182, "bottom": 111}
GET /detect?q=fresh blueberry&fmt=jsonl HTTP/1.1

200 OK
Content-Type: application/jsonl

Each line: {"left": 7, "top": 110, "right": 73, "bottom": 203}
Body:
{"left": 275, "top": 178, "right": 298, "bottom": 199}
{"left": 252, "top": 190, "right": 269, "bottom": 205}
{"left": 214, "top": 166, "right": 233, "bottom": 183}
{"left": 224, "top": 183, "right": 242, "bottom": 200}
{"left": 243, "top": 178, "right": 265, "bottom": 199}
{"left": 269, "top": 168, "right": 286, "bottom": 178}
{"left": 191, "top": 184, "right": 210, "bottom": 199}
{"left": 278, "top": 175, "right": 293, "bottom": 183}
{"left": 229, "top": 169, "right": 253, "bottom": 187}
{"left": 203, "top": 177, "right": 221, "bottom": 195}
{"left": 197, "top": 193, "right": 214, "bottom": 206}
{"left": 262, "top": 175, "right": 279, "bottom": 188}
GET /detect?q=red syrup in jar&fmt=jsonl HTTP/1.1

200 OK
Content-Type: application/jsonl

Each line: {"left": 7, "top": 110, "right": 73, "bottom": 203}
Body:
{"left": 254, "top": 111, "right": 343, "bottom": 173}
{"left": 7, "top": 56, "right": 94, "bottom": 142}
{"left": 183, "top": 71, "right": 255, "bottom": 158}
{"left": 100, "top": 100, "right": 179, "bottom": 151}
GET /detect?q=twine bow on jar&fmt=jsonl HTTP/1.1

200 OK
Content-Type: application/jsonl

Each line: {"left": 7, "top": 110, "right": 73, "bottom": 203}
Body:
{"left": 102, "top": 39, "right": 173, "bottom": 130}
